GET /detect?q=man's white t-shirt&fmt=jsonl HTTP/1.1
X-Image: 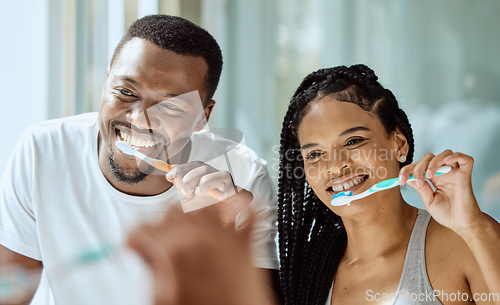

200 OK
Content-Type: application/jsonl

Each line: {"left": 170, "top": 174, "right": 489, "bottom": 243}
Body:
{"left": 0, "top": 113, "right": 278, "bottom": 304}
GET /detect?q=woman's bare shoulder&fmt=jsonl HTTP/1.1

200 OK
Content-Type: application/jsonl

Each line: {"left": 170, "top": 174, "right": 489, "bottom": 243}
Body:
{"left": 425, "top": 213, "right": 500, "bottom": 298}
{"left": 426, "top": 216, "right": 473, "bottom": 265}
{"left": 426, "top": 212, "right": 500, "bottom": 260}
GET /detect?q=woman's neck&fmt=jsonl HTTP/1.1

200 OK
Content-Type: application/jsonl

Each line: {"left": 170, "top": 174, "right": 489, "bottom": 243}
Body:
{"left": 340, "top": 192, "right": 418, "bottom": 265}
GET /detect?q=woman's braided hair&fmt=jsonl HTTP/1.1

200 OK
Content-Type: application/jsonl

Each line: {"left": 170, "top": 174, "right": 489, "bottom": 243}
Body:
{"left": 278, "top": 64, "right": 414, "bottom": 304}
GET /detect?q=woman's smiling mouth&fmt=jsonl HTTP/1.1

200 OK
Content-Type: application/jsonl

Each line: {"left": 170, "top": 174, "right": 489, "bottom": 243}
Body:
{"left": 325, "top": 174, "right": 369, "bottom": 196}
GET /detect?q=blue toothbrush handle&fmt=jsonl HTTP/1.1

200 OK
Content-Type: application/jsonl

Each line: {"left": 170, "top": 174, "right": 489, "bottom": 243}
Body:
{"left": 369, "top": 165, "right": 452, "bottom": 192}
{"left": 330, "top": 166, "right": 452, "bottom": 204}
{"left": 368, "top": 178, "right": 399, "bottom": 192}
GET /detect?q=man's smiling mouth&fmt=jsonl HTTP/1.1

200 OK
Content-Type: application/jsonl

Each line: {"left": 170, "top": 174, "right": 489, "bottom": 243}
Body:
{"left": 114, "top": 125, "right": 166, "bottom": 157}
{"left": 116, "top": 128, "right": 159, "bottom": 148}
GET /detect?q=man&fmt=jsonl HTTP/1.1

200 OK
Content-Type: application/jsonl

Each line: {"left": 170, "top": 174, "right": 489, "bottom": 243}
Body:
{"left": 0, "top": 15, "right": 278, "bottom": 304}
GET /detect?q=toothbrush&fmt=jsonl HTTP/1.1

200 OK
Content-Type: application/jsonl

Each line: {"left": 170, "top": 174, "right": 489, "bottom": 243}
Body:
{"left": 71, "top": 242, "right": 118, "bottom": 266}
{"left": 115, "top": 141, "right": 173, "bottom": 172}
{"left": 330, "top": 165, "right": 452, "bottom": 207}
{"left": 115, "top": 141, "right": 224, "bottom": 200}
{"left": 0, "top": 243, "right": 118, "bottom": 302}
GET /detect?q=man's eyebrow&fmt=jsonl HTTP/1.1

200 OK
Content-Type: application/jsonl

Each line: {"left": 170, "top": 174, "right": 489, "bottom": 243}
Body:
{"left": 339, "top": 126, "right": 370, "bottom": 137}
{"left": 117, "top": 76, "right": 140, "bottom": 87}
{"left": 162, "top": 93, "right": 180, "bottom": 99}
{"left": 116, "top": 76, "right": 181, "bottom": 99}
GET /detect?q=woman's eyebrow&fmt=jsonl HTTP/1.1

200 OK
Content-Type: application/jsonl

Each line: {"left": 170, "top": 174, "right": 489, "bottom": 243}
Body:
{"left": 300, "top": 126, "right": 370, "bottom": 150}
{"left": 339, "top": 126, "right": 370, "bottom": 137}
{"left": 300, "top": 143, "right": 318, "bottom": 150}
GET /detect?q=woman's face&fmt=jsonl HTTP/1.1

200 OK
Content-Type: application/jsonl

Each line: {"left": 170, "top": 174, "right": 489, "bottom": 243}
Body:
{"left": 297, "top": 95, "right": 407, "bottom": 211}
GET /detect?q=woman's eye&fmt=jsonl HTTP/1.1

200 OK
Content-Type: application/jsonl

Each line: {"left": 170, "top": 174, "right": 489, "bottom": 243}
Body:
{"left": 346, "top": 138, "right": 364, "bottom": 146}
{"left": 306, "top": 151, "right": 324, "bottom": 160}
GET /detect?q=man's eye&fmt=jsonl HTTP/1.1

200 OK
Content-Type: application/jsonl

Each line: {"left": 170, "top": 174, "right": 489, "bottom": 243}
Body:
{"left": 120, "top": 90, "right": 133, "bottom": 96}
{"left": 165, "top": 104, "right": 179, "bottom": 110}
{"left": 161, "top": 103, "right": 185, "bottom": 113}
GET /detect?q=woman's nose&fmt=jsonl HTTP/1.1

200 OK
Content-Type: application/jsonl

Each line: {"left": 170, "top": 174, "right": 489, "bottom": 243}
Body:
{"left": 325, "top": 150, "right": 350, "bottom": 176}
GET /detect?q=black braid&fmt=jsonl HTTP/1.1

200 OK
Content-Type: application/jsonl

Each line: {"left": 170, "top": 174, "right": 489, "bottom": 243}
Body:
{"left": 278, "top": 64, "right": 414, "bottom": 305}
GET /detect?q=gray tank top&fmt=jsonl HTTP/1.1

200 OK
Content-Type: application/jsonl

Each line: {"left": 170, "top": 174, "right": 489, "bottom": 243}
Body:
{"left": 325, "top": 209, "right": 443, "bottom": 305}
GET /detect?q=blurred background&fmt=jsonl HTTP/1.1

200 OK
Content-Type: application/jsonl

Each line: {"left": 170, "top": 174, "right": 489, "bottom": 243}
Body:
{"left": 1, "top": 0, "right": 499, "bottom": 219}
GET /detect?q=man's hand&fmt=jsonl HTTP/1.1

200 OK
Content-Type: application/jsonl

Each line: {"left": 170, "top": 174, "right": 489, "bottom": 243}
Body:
{"left": 127, "top": 205, "right": 276, "bottom": 305}
{"left": 166, "top": 161, "right": 253, "bottom": 223}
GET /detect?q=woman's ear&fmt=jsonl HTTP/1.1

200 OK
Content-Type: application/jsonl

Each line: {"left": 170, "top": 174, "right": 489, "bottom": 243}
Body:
{"left": 393, "top": 127, "right": 409, "bottom": 159}
{"left": 195, "top": 100, "right": 215, "bottom": 132}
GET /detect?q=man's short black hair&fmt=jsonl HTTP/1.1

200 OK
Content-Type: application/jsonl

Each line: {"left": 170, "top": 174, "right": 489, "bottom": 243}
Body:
{"left": 111, "top": 15, "right": 223, "bottom": 103}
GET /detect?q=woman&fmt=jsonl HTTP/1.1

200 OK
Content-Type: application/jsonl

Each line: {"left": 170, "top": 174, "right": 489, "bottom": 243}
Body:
{"left": 277, "top": 64, "right": 500, "bottom": 305}
{"left": 129, "top": 64, "right": 499, "bottom": 305}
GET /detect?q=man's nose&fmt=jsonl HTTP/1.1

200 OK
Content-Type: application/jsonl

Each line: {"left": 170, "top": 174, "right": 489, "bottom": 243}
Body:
{"left": 126, "top": 103, "right": 162, "bottom": 130}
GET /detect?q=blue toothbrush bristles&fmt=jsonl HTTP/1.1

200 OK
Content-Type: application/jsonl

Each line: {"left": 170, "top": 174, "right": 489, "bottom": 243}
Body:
{"left": 332, "top": 191, "right": 353, "bottom": 199}
{"left": 330, "top": 191, "right": 355, "bottom": 207}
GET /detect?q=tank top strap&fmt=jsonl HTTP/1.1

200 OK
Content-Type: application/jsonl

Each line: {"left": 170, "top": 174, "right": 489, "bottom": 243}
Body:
{"left": 391, "top": 209, "right": 442, "bottom": 305}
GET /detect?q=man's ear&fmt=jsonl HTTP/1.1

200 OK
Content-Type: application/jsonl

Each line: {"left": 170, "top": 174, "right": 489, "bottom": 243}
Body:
{"left": 195, "top": 100, "right": 216, "bottom": 132}
{"left": 393, "top": 127, "right": 409, "bottom": 158}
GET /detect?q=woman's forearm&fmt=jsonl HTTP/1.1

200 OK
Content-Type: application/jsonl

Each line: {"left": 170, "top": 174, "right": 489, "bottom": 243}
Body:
{"left": 459, "top": 215, "right": 500, "bottom": 303}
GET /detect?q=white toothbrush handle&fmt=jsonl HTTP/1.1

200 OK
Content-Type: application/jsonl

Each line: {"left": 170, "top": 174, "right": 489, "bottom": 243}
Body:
{"left": 406, "top": 165, "right": 452, "bottom": 183}
{"left": 134, "top": 150, "right": 156, "bottom": 165}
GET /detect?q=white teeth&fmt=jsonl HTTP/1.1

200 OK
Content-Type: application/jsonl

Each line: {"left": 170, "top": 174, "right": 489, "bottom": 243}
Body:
{"left": 329, "top": 176, "right": 366, "bottom": 192}
{"left": 119, "top": 130, "right": 156, "bottom": 148}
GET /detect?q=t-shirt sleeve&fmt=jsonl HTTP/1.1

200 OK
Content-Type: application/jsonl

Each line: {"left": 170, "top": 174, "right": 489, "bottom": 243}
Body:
{"left": 235, "top": 162, "right": 279, "bottom": 270}
{"left": 0, "top": 128, "right": 42, "bottom": 260}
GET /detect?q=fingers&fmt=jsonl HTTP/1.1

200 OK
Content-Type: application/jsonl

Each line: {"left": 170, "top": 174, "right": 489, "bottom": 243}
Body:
{"left": 399, "top": 152, "right": 436, "bottom": 186}
{"left": 399, "top": 150, "right": 475, "bottom": 210}
{"left": 236, "top": 206, "right": 256, "bottom": 244}
{"left": 166, "top": 161, "right": 206, "bottom": 196}
{"left": 166, "top": 161, "right": 236, "bottom": 201}
{"left": 128, "top": 205, "right": 227, "bottom": 305}
{"left": 399, "top": 150, "right": 456, "bottom": 184}
{"left": 196, "top": 171, "right": 236, "bottom": 199}
{"left": 127, "top": 222, "right": 178, "bottom": 305}
{"left": 398, "top": 150, "right": 448, "bottom": 209}
{"left": 443, "top": 152, "right": 474, "bottom": 176}
{"left": 425, "top": 150, "right": 454, "bottom": 179}
{"left": 402, "top": 153, "right": 437, "bottom": 207}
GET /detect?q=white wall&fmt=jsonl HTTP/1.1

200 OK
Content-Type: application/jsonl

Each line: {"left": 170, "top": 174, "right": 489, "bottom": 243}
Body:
{"left": 0, "top": 1, "right": 49, "bottom": 175}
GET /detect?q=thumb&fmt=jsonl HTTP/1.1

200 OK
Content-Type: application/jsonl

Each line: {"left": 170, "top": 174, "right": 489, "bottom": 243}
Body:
{"left": 236, "top": 207, "right": 256, "bottom": 248}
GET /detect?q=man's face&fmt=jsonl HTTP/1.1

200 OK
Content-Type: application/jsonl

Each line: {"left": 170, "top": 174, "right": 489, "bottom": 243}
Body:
{"left": 98, "top": 37, "right": 212, "bottom": 184}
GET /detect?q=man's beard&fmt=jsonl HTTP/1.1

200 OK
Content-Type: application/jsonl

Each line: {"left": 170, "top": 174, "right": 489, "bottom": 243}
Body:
{"left": 107, "top": 148, "right": 154, "bottom": 185}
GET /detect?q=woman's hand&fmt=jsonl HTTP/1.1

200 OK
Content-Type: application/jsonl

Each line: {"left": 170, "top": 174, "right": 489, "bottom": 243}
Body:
{"left": 401, "top": 150, "right": 500, "bottom": 303}
{"left": 398, "top": 150, "right": 483, "bottom": 234}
